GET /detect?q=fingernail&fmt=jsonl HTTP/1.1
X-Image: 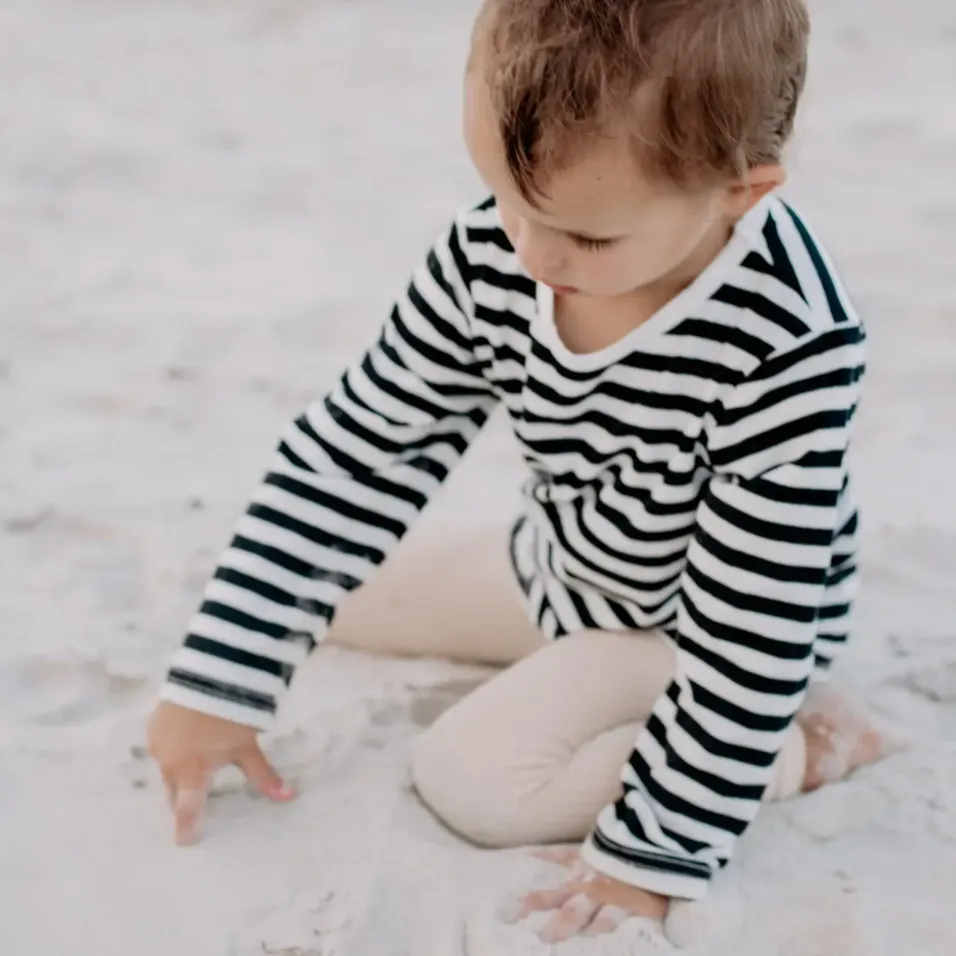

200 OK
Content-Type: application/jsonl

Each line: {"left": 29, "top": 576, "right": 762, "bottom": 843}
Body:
{"left": 272, "top": 781, "right": 296, "bottom": 801}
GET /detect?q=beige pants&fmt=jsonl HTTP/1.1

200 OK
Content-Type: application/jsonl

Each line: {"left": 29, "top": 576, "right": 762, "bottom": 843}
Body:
{"left": 327, "top": 516, "right": 807, "bottom": 848}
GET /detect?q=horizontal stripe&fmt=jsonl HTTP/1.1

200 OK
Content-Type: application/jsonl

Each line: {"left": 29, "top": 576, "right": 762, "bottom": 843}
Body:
{"left": 166, "top": 668, "right": 276, "bottom": 713}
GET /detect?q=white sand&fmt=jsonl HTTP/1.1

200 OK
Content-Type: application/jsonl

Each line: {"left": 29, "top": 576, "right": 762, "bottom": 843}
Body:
{"left": 1, "top": 0, "right": 955, "bottom": 952}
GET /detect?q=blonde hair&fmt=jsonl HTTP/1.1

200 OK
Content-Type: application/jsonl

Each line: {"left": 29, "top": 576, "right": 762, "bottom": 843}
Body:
{"left": 471, "top": 0, "right": 810, "bottom": 200}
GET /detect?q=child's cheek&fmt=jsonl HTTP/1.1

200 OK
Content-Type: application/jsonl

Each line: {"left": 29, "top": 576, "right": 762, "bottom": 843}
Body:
{"left": 604, "top": 245, "right": 645, "bottom": 289}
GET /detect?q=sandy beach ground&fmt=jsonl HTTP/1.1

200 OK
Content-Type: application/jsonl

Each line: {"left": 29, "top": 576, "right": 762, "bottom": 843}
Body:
{"left": 1, "top": 1, "right": 955, "bottom": 953}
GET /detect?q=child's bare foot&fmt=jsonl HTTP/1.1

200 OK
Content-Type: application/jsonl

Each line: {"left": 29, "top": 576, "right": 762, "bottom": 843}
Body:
{"left": 796, "top": 684, "right": 905, "bottom": 792}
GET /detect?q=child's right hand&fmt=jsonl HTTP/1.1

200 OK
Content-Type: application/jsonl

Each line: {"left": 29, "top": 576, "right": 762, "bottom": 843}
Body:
{"left": 146, "top": 701, "right": 296, "bottom": 845}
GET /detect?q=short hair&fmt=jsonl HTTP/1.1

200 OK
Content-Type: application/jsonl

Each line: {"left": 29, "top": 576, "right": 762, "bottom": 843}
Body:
{"left": 470, "top": 0, "right": 810, "bottom": 201}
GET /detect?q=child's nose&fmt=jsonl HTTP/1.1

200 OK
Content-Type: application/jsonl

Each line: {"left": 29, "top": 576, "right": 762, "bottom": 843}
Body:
{"left": 514, "top": 223, "right": 565, "bottom": 281}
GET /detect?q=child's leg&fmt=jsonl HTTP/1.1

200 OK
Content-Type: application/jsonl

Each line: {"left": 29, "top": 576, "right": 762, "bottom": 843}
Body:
{"left": 410, "top": 629, "right": 809, "bottom": 849}
{"left": 328, "top": 517, "right": 892, "bottom": 848}
{"left": 326, "top": 515, "right": 545, "bottom": 665}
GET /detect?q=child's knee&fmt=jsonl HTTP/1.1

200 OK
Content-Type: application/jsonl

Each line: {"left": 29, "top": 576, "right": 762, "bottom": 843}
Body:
{"left": 410, "top": 719, "right": 525, "bottom": 847}
{"left": 410, "top": 709, "right": 626, "bottom": 848}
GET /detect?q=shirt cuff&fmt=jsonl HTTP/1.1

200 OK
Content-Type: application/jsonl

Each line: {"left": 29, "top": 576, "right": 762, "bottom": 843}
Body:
{"left": 159, "top": 675, "right": 276, "bottom": 732}
{"left": 581, "top": 829, "right": 712, "bottom": 901}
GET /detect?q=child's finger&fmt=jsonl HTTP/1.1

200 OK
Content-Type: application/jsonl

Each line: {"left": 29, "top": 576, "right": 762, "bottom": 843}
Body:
{"left": 583, "top": 904, "right": 630, "bottom": 935}
{"left": 160, "top": 768, "right": 176, "bottom": 809}
{"left": 173, "top": 783, "right": 208, "bottom": 845}
{"left": 537, "top": 892, "right": 602, "bottom": 943}
{"left": 507, "top": 884, "right": 578, "bottom": 922}
{"left": 234, "top": 744, "right": 295, "bottom": 801}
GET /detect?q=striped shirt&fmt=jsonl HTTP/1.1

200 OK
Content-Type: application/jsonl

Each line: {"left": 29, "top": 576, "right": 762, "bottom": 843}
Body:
{"left": 161, "top": 193, "right": 865, "bottom": 899}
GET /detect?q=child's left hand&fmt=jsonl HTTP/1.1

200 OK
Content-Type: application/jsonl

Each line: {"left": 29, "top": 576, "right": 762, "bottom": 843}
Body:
{"left": 508, "top": 847, "right": 669, "bottom": 943}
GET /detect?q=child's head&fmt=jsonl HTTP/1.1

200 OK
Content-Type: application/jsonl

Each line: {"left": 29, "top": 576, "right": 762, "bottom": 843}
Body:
{"left": 464, "top": 0, "right": 809, "bottom": 298}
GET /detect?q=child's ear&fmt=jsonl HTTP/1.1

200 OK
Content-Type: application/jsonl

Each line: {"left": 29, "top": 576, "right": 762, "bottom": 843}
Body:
{"left": 724, "top": 164, "right": 786, "bottom": 217}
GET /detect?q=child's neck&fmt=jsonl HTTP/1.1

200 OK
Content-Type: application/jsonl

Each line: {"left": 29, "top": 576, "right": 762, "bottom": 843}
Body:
{"left": 646, "top": 215, "right": 736, "bottom": 308}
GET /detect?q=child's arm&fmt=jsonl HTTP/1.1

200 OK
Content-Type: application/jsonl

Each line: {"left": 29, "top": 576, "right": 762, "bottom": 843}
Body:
{"left": 159, "top": 211, "right": 498, "bottom": 731}
{"left": 581, "top": 321, "right": 866, "bottom": 900}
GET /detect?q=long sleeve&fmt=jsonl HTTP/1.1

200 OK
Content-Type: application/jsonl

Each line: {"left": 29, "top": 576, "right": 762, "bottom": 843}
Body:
{"left": 160, "top": 215, "right": 498, "bottom": 729}
{"left": 581, "top": 321, "right": 866, "bottom": 899}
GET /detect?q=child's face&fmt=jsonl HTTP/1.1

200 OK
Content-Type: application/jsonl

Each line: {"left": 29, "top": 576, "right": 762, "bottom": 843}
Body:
{"left": 463, "top": 74, "right": 771, "bottom": 300}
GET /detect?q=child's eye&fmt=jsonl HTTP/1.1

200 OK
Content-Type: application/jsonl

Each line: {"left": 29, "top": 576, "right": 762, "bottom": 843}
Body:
{"left": 571, "top": 235, "right": 614, "bottom": 252}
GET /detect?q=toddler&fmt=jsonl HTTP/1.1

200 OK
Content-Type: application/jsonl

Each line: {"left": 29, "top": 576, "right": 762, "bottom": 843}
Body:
{"left": 148, "top": 0, "right": 894, "bottom": 942}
